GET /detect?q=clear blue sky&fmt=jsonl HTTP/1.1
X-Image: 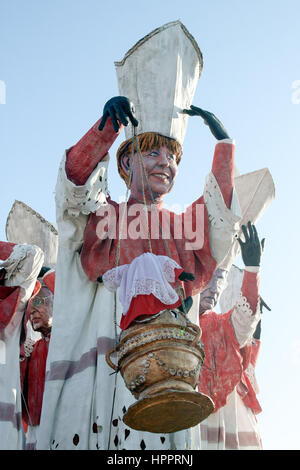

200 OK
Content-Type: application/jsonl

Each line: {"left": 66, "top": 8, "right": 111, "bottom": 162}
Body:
{"left": 1, "top": 0, "right": 299, "bottom": 450}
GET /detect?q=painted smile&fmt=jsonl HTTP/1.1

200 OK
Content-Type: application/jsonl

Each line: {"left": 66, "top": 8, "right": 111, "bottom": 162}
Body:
{"left": 150, "top": 172, "right": 170, "bottom": 182}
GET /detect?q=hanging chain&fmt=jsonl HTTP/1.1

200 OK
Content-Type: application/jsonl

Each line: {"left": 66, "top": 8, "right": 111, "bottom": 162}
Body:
{"left": 133, "top": 133, "right": 188, "bottom": 315}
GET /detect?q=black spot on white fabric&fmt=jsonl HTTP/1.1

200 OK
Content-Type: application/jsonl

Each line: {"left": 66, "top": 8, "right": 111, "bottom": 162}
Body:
{"left": 160, "top": 436, "right": 166, "bottom": 444}
{"left": 125, "top": 429, "right": 130, "bottom": 440}
{"left": 140, "top": 439, "right": 146, "bottom": 450}
{"left": 114, "top": 435, "right": 119, "bottom": 447}
{"left": 93, "top": 422, "right": 98, "bottom": 433}
{"left": 73, "top": 434, "right": 80, "bottom": 446}
{"left": 112, "top": 418, "right": 118, "bottom": 427}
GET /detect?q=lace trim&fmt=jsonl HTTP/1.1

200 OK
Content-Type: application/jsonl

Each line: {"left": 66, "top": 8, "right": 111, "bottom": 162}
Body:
{"left": 245, "top": 363, "right": 258, "bottom": 393}
{"left": 0, "top": 245, "right": 38, "bottom": 281}
{"left": 234, "top": 292, "right": 253, "bottom": 317}
{"left": 102, "top": 265, "right": 127, "bottom": 291}
{"left": 23, "top": 337, "right": 35, "bottom": 357}
{"left": 125, "top": 278, "right": 179, "bottom": 308}
{"left": 57, "top": 153, "right": 109, "bottom": 218}
{"left": 161, "top": 257, "right": 181, "bottom": 283}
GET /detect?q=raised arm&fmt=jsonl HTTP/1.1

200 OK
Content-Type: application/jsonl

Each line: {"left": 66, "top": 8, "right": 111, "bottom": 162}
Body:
{"left": 231, "top": 222, "right": 264, "bottom": 347}
{"left": 66, "top": 96, "right": 138, "bottom": 186}
{"left": 183, "top": 106, "right": 234, "bottom": 208}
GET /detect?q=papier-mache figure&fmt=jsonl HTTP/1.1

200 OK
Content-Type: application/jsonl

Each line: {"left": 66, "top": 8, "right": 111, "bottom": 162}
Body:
{"left": 198, "top": 222, "right": 266, "bottom": 450}
{"left": 4, "top": 200, "right": 58, "bottom": 450}
{"left": 37, "top": 21, "right": 259, "bottom": 450}
{"left": 0, "top": 241, "right": 44, "bottom": 449}
{"left": 21, "top": 268, "right": 55, "bottom": 450}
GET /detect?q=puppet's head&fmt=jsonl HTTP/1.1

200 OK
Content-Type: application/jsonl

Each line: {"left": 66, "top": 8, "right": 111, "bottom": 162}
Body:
{"left": 117, "top": 132, "right": 182, "bottom": 200}
{"left": 29, "top": 284, "right": 53, "bottom": 336}
{"left": 199, "top": 268, "right": 229, "bottom": 315}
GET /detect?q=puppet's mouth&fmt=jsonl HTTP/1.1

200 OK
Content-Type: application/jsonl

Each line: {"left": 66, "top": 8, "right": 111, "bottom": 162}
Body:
{"left": 151, "top": 173, "right": 170, "bottom": 182}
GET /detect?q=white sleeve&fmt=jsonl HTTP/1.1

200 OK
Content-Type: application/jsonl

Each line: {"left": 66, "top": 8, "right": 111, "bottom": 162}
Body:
{"left": 102, "top": 264, "right": 129, "bottom": 292}
{"left": 230, "top": 292, "right": 261, "bottom": 347}
{"left": 0, "top": 244, "right": 44, "bottom": 294}
{"left": 0, "top": 244, "right": 44, "bottom": 335}
{"left": 159, "top": 256, "right": 182, "bottom": 283}
{"left": 55, "top": 151, "right": 110, "bottom": 252}
{"left": 203, "top": 172, "right": 241, "bottom": 265}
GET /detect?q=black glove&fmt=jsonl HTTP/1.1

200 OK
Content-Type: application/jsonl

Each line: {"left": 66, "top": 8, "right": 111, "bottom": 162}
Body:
{"left": 178, "top": 271, "right": 195, "bottom": 282}
{"left": 38, "top": 266, "right": 51, "bottom": 278}
{"left": 178, "top": 296, "right": 193, "bottom": 314}
{"left": 238, "top": 222, "right": 265, "bottom": 267}
{"left": 253, "top": 319, "right": 261, "bottom": 340}
{"left": 183, "top": 105, "right": 230, "bottom": 140}
{"left": 98, "top": 96, "right": 139, "bottom": 133}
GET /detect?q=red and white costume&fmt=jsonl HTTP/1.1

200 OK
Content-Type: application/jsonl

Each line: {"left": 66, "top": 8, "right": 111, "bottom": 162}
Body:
{"left": 102, "top": 253, "right": 184, "bottom": 330}
{"left": 0, "top": 241, "right": 44, "bottom": 449}
{"left": 21, "top": 270, "right": 55, "bottom": 450}
{"left": 199, "top": 267, "right": 262, "bottom": 449}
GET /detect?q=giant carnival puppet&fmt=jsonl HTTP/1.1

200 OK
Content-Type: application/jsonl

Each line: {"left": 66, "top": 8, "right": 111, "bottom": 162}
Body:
{"left": 0, "top": 240, "right": 44, "bottom": 449}
{"left": 37, "top": 21, "right": 273, "bottom": 450}
{"left": 3, "top": 200, "right": 58, "bottom": 450}
{"left": 195, "top": 168, "right": 274, "bottom": 450}
{"left": 198, "top": 223, "right": 267, "bottom": 450}
{"left": 21, "top": 267, "right": 55, "bottom": 450}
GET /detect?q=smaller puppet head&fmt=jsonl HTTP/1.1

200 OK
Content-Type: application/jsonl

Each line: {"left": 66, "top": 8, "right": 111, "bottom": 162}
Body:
{"left": 199, "top": 268, "right": 229, "bottom": 315}
{"left": 29, "top": 285, "right": 53, "bottom": 336}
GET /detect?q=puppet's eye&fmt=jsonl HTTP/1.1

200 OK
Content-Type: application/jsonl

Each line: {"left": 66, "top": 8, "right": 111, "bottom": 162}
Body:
{"left": 171, "top": 310, "right": 178, "bottom": 319}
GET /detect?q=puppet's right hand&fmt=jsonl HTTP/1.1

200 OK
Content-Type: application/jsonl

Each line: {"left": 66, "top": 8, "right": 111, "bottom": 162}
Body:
{"left": 98, "top": 96, "right": 139, "bottom": 133}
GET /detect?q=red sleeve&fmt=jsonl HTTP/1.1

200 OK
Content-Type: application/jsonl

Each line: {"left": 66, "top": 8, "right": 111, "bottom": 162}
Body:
{"left": 0, "top": 241, "right": 16, "bottom": 260}
{"left": 65, "top": 117, "right": 123, "bottom": 186}
{"left": 42, "top": 270, "right": 55, "bottom": 294}
{"left": 241, "top": 270, "right": 260, "bottom": 315}
{"left": 0, "top": 285, "right": 21, "bottom": 329}
{"left": 211, "top": 141, "right": 235, "bottom": 208}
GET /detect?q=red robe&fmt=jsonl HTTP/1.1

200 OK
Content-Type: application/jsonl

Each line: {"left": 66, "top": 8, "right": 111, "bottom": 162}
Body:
{"left": 198, "top": 270, "right": 260, "bottom": 413}
{"left": 22, "top": 336, "right": 50, "bottom": 426}
{"left": 238, "top": 339, "right": 262, "bottom": 414}
{"left": 21, "top": 270, "right": 55, "bottom": 427}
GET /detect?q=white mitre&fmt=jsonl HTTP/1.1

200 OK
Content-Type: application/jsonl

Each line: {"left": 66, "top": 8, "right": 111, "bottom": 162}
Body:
{"left": 218, "top": 167, "right": 275, "bottom": 271}
{"left": 115, "top": 20, "right": 203, "bottom": 145}
{"left": 6, "top": 200, "right": 58, "bottom": 268}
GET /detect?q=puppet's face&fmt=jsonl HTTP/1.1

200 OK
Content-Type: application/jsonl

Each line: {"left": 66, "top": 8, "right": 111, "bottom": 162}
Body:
{"left": 29, "top": 288, "right": 53, "bottom": 333}
{"left": 130, "top": 146, "right": 178, "bottom": 202}
{"left": 199, "top": 268, "right": 228, "bottom": 315}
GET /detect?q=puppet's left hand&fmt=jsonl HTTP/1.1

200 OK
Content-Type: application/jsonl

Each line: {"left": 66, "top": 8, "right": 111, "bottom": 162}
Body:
{"left": 183, "top": 105, "right": 230, "bottom": 140}
{"left": 238, "top": 222, "right": 265, "bottom": 267}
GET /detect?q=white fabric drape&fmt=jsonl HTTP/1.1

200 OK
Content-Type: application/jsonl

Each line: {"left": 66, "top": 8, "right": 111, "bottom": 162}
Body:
{"left": 102, "top": 253, "right": 181, "bottom": 315}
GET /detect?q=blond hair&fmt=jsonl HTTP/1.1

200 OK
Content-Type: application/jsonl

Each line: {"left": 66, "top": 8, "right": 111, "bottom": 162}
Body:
{"left": 116, "top": 132, "right": 182, "bottom": 186}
